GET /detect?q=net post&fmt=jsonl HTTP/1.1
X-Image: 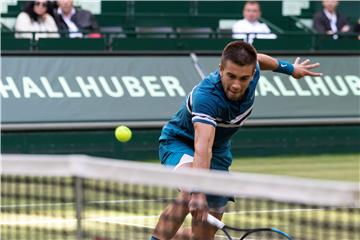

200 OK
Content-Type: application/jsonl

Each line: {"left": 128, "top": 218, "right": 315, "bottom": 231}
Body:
{"left": 74, "top": 176, "right": 84, "bottom": 240}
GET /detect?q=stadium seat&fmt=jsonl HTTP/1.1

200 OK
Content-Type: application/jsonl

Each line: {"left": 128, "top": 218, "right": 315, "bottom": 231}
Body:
{"left": 176, "top": 27, "right": 213, "bottom": 38}
{"left": 135, "top": 26, "right": 175, "bottom": 38}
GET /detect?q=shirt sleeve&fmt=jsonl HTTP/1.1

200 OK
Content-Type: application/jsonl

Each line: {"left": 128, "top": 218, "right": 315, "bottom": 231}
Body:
{"left": 191, "top": 90, "right": 218, "bottom": 127}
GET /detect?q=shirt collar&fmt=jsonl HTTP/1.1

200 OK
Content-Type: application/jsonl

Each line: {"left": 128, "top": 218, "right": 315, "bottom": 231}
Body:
{"left": 57, "top": 7, "right": 76, "bottom": 18}
{"left": 244, "top": 18, "right": 260, "bottom": 25}
{"left": 323, "top": 9, "right": 336, "bottom": 19}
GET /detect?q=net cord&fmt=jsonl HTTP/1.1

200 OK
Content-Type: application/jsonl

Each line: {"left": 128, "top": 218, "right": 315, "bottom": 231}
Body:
{"left": 2, "top": 154, "right": 359, "bottom": 207}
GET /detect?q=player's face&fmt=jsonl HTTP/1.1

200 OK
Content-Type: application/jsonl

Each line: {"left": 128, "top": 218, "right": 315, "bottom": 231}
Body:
{"left": 243, "top": 3, "right": 261, "bottom": 22}
{"left": 220, "top": 60, "right": 256, "bottom": 101}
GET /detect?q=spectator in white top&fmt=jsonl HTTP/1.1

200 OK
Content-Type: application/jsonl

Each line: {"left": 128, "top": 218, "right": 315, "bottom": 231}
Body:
{"left": 15, "top": 0, "right": 59, "bottom": 40}
{"left": 232, "top": 1, "right": 276, "bottom": 43}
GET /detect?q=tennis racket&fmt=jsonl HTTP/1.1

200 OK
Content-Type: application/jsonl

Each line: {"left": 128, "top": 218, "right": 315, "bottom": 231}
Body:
{"left": 207, "top": 214, "right": 293, "bottom": 240}
{"left": 190, "top": 52, "right": 206, "bottom": 80}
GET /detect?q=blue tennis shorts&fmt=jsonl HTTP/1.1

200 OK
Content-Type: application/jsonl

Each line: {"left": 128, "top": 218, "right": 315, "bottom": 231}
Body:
{"left": 159, "top": 138, "right": 233, "bottom": 213}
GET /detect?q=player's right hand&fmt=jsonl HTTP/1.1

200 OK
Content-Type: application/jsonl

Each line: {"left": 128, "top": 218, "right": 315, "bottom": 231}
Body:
{"left": 292, "top": 57, "right": 322, "bottom": 79}
{"left": 189, "top": 193, "right": 208, "bottom": 222}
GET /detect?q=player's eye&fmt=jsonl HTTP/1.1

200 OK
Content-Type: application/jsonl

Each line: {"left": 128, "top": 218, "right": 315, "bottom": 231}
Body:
{"left": 240, "top": 76, "right": 250, "bottom": 81}
{"left": 227, "top": 73, "right": 236, "bottom": 79}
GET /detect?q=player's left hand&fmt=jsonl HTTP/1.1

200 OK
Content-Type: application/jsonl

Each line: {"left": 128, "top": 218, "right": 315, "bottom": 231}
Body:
{"left": 292, "top": 57, "right": 322, "bottom": 79}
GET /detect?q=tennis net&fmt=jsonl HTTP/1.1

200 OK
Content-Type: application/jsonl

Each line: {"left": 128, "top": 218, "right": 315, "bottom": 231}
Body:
{"left": 1, "top": 154, "right": 359, "bottom": 240}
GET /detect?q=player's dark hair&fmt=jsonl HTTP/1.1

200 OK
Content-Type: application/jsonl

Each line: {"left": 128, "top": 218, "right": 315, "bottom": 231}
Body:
{"left": 221, "top": 41, "right": 257, "bottom": 67}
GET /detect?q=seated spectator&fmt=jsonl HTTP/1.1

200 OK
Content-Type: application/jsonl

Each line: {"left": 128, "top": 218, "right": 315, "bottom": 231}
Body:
{"left": 232, "top": 1, "right": 276, "bottom": 43}
{"left": 53, "top": 0, "right": 100, "bottom": 38}
{"left": 15, "top": 0, "right": 59, "bottom": 40}
{"left": 313, "top": 0, "right": 350, "bottom": 36}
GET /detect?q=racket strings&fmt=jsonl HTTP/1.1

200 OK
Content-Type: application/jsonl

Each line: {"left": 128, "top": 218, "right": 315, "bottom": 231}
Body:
{"left": 222, "top": 227, "right": 291, "bottom": 240}
{"left": 240, "top": 230, "right": 291, "bottom": 240}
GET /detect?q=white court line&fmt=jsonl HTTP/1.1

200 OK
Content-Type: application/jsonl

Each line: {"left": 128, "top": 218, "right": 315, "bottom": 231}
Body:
{"left": 88, "top": 198, "right": 173, "bottom": 204}
{"left": 0, "top": 202, "right": 75, "bottom": 208}
{"left": 0, "top": 207, "right": 326, "bottom": 225}
{"left": 225, "top": 208, "right": 328, "bottom": 214}
{"left": 0, "top": 218, "right": 76, "bottom": 225}
{"left": 0, "top": 214, "right": 160, "bottom": 225}
{"left": 88, "top": 215, "right": 160, "bottom": 221}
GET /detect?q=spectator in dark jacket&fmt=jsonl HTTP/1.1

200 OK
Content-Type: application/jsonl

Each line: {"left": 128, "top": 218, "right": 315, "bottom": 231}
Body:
{"left": 53, "top": 0, "right": 99, "bottom": 38}
{"left": 313, "top": 0, "right": 350, "bottom": 35}
{"left": 354, "top": 19, "right": 360, "bottom": 40}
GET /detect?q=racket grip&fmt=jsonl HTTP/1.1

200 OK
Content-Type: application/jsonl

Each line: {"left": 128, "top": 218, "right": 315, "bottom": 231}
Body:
{"left": 207, "top": 214, "right": 225, "bottom": 229}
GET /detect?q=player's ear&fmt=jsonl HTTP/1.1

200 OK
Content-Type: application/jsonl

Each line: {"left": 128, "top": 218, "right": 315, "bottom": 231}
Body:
{"left": 252, "top": 65, "right": 256, "bottom": 76}
{"left": 219, "top": 63, "right": 224, "bottom": 77}
{"left": 219, "top": 62, "right": 225, "bottom": 71}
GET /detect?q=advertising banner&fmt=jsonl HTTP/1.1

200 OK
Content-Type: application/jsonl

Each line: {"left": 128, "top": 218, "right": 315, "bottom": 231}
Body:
{"left": 1, "top": 55, "right": 359, "bottom": 124}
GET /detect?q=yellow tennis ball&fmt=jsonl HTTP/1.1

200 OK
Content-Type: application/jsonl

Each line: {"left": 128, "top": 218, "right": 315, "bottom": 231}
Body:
{"left": 115, "top": 125, "right": 132, "bottom": 143}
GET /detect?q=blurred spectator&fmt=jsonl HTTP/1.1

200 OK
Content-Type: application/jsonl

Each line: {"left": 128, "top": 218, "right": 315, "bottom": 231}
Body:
{"left": 232, "top": 1, "right": 276, "bottom": 43}
{"left": 15, "top": 0, "right": 60, "bottom": 40}
{"left": 313, "top": 0, "right": 350, "bottom": 36}
{"left": 53, "top": 0, "right": 100, "bottom": 38}
{"left": 354, "top": 19, "right": 360, "bottom": 40}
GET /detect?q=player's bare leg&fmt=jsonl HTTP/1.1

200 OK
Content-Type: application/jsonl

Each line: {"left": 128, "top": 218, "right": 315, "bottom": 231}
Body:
{"left": 191, "top": 211, "right": 223, "bottom": 240}
{"left": 153, "top": 191, "right": 190, "bottom": 239}
{"left": 153, "top": 162, "right": 193, "bottom": 239}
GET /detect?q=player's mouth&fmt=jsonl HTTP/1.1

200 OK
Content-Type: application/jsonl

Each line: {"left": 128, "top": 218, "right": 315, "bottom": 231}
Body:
{"left": 226, "top": 90, "right": 243, "bottom": 100}
{"left": 228, "top": 90, "right": 241, "bottom": 96}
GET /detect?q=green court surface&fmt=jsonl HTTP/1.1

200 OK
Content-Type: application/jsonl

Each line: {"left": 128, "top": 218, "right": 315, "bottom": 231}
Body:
{"left": 230, "top": 153, "right": 360, "bottom": 182}
{"left": 149, "top": 153, "right": 359, "bottom": 182}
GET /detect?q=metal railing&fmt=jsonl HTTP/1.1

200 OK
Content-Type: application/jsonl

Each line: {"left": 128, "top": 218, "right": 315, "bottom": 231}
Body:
{"left": 2, "top": 30, "right": 359, "bottom": 52}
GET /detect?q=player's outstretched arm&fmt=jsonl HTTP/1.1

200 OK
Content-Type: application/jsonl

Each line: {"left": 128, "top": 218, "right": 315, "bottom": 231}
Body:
{"left": 193, "top": 122, "right": 215, "bottom": 169}
{"left": 189, "top": 122, "right": 215, "bottom": 222}
{"left": 257, "top": 53, "right": 322, "bottom": 79}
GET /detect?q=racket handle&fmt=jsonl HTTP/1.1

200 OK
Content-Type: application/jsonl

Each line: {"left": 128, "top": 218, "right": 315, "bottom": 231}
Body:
{"left": 207, "top": 214, "right": 225, "bottom": 229}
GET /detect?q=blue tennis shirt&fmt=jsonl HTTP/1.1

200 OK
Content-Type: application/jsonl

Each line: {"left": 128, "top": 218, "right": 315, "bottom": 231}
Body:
{"left": 159, "top": 64, "right": 260, "bottom": 168}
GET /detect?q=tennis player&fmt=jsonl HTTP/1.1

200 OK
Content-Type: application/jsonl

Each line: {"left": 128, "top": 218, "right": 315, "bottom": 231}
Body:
{"left": 151, "top": 41, "right": 321, "bottom": 240}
